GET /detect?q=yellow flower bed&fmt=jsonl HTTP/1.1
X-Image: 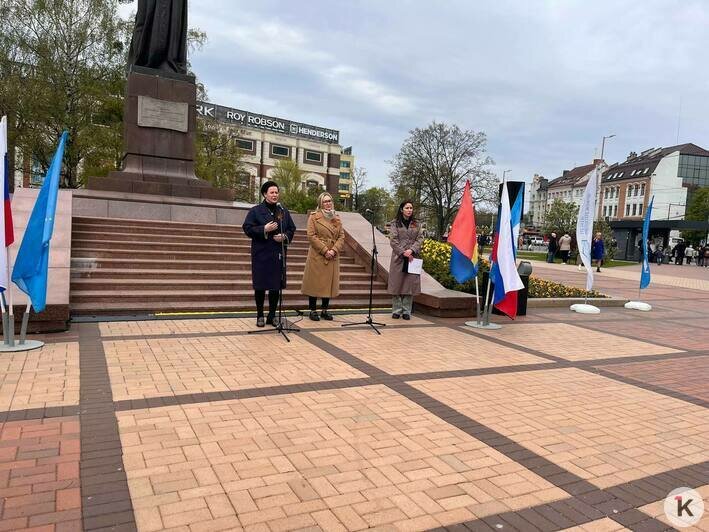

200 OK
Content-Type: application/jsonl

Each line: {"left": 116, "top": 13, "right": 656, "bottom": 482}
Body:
{"left": 421, "top": 239, "right": 604, "bottom": 298}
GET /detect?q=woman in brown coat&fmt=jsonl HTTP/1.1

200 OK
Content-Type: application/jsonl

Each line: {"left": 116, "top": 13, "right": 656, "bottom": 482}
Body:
{"left": 301, "top": 192, "right": 345, "bottom": 321}
{"left": 387, "top": 200, "right": 423, "bottom": 320}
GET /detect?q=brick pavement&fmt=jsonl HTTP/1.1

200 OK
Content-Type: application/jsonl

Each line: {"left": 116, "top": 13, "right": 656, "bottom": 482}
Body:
{"left": 0, "top": 270, "right": 707, "bottom": 531}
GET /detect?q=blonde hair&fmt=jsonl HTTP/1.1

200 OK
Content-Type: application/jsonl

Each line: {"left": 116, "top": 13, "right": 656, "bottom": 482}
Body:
{"left": 317, "top": 192, "right": 334, "bottom": 211}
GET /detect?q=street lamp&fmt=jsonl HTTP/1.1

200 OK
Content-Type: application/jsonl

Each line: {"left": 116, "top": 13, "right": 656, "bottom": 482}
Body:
{"left": 597, "top": 134, "right": 615, "bottom": 216}
{"left": 600, "top": 134, "right": 615, "bottom": 161}
{"left": 502, "top": 169, "right": 512, "bottom": 181}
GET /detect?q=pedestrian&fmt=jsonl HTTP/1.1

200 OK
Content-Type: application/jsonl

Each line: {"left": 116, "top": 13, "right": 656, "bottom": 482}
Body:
{"left": 477, "top": 232, "right": 486, "bottom": 255}
{"left": 547, "top": 232, "right": 558, "bottom": 263}
{"left": 592, "top": 232, "right": 605, "bottom": 272}
{"left": 301, "top": 192, "right": 345, "bottom": 321}
{"left": 242, "top": 181, "right": 297, "bottom": 328}
{"left": 388, "top": 200, "right": 424, "bottom": 320}
{"left": 558, "top": 232, "right": 572, "bottom": 264}
{"left": 675, "top": 242, "right": 686, "bottom": 265}
{"left": 702, "top": 244, "right": 709, "bottom": 267}
{"left": 655, "top": 245, "right": 664, "bottom": 265}
{"left": 685, "top": 243, "right": 695, "bottom": 265}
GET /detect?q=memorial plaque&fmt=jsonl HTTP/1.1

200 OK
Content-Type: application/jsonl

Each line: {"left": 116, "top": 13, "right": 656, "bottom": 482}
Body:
{"left": 137, "top": 95, "right": 189, "bottom": 132}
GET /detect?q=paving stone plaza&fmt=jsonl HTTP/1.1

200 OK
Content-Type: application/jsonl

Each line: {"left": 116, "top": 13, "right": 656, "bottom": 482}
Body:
{"left": 0, "top": 263, "right": 707, "bottom": 531}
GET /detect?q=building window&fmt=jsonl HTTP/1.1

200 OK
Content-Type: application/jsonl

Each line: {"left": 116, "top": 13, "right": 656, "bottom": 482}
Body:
{"left": 603, "top": 206, "right": 607, "bottom": 217}
{"left": 338, "top": 183, "right": 349, "bottom": 191}
{"left": 236, "top": 139, "right": 254, "bottom": 151}
{"left": 306, "top": 179, "right": 320, "bottom": 190}
{"left": 340, "top": 161, "right": 351, "bottom": 168}
{"left": 638, "top": 204, "right": 643, "bottom": 216}
{"left": 613, "top": 205, "right": 618, "bottom": 216}
{"left": 640, "top": 183, "right": 645, "bottom": 195}
{"left": 632, "top": 204, "right": 637, "bottom": 216}
{"left": 271, "top": 144, "right": 290, "bottom": 158}
{"left": 340, "top": 172, "right": 350, "bottom": 179}
{"left": 604, "top": 189, "right": 609, "bottom": 199}
{"left": 304, "top": 150, "right": 322, "bottom": 163}
{"left": 626, "top": 204, "right": 631, "bottom": 216}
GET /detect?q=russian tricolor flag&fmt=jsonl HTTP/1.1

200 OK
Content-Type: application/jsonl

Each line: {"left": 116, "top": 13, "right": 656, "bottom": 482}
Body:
{"left": 0, "top": 116, "right": 14, "bottom": 293}
{"left": 489, "top": 182, "right": 524, "bottom": 318}
{"left": 448, "top": 180, "right": 479, "bottom": 283}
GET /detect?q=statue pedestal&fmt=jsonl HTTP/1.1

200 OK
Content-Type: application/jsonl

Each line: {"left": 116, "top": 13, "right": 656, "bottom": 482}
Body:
{"left": 88, "top": 68, "right": 232, "bottom": 201}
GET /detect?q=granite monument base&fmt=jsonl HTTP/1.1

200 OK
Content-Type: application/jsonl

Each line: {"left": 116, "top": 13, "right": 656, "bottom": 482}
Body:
{"left": 88, "top": 68, "right": 233, "bottom": 201}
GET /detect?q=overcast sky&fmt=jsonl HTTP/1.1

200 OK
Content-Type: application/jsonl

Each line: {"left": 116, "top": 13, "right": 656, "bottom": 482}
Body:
{"left": 122, "top": 0, "right": 709, "bottom": 189}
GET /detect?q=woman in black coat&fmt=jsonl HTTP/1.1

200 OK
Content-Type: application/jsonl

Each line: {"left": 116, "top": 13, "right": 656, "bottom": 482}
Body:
{"left": 242, "top": 181, "right": 296, "bottom": 327}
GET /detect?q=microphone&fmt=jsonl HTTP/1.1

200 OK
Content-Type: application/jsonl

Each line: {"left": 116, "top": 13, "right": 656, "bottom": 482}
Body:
{"left": 276, "top": 202, "right": 283, "bottom": 209}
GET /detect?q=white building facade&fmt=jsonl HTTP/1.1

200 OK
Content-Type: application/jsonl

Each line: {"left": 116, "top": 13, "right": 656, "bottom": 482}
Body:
{"left": 196, "top": 102, "right": 344, "bottom": 200}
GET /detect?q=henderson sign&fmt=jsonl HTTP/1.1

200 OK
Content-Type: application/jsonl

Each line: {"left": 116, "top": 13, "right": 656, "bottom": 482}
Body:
{"left": 196, "top": 102, "right": 340, "bottom": 144}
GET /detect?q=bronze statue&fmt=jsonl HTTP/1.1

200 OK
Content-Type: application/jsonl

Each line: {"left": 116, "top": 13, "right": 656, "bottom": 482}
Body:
{"left": 127, "top": 0, "right": 188, "bottom": 74}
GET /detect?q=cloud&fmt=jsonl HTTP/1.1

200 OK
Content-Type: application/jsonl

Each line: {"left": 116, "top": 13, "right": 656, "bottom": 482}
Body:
{"left": 323, "top": 65, "right": 416, "bottom": 115}
{"left": 178, "top": 0, "right": 709, "bottom": 188}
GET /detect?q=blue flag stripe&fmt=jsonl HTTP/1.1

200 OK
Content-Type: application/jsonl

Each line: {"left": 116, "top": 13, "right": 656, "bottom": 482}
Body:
{"left": 450, "top": 246, "right": 478, "bottom": 283}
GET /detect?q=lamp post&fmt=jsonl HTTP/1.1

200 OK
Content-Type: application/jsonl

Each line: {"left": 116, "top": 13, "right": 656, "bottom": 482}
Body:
{"left": 597, "top": 134, "right": 615, "bottom": 216}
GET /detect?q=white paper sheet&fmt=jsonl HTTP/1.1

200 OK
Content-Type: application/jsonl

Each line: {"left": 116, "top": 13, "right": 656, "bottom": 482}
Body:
{"left": 407, "top": 258, "right": 423, "bottom": 275}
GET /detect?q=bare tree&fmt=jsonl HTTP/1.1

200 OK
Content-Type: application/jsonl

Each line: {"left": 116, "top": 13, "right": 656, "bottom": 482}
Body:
{"left": 350, "top": 166, "right": 367, "bottom": 210}
{"left": 389, "top": 121, "right": 497, "bottom": 237}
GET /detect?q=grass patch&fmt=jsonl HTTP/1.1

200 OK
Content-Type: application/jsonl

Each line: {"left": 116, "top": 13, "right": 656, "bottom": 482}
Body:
{"left": 516, "top": 251, "right": 635, "bottom": 268}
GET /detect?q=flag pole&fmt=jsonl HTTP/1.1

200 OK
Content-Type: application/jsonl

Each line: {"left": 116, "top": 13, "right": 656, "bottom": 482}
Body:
{"left": 467, "top": 205, "right": 501, "bottom": 329}
{"left": 0, "top": 292, "right": 7, "bottom": 344}
{"left": 6, "top": 259, "right": 13, "bottom": 345}
{"left": 19, "top": 301, "right": 31, "bottom": 345}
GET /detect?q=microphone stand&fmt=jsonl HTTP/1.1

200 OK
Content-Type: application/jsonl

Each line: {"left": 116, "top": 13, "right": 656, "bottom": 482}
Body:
{"left": 342, "top": 210, "right": 386, "bottom": 334}
{"left": 249, "top": 203, "right": 301, "bottom": 342}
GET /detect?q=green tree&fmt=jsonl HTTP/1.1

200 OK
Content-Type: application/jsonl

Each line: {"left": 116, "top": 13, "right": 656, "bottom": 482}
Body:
{"left": 357, "top": 187, "right": 394, "bottom": 227}
{"left": 350, "top": 166, "right": 367, "bottom": 211}
{"left": 0, "top": 0, "right": 208, "bottom": 188}
{"left": 389, "top": 121, "right": 497, "bottom": 238}
{"left": 542, "top": 199, "right": 579, "bottom": 236}
{"left": 194, "top": 120, "right": 249, "bottom": 200}
{"left": 270, "top": 159, "right": 318, "bottom": 213}
{"left": 0, "top": 0, "right": 127, "bottom": 188}
{"left": 682, "top": 186, "right": 709, "bottom": 244}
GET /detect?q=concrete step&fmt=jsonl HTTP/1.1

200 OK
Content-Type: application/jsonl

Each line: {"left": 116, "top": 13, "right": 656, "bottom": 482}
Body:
{"left": 70, "top": 268, "right": 377, "bottom": 281}
{"left": 72, "top": 239, "right": 313, "bottom": 253}
{"left": 73, "top": 217, "right": 309, "bottom": 237}
{"left": 70, "top": 298, "right": 394, "bottom": 315}
{"left": 70, "top": 257, "right": 365, "bottom": 271}
{"left": 72, "top": 231, "right": 252, "bottom": 245}
{"left": 70, "top": 288, "right": 392, "bottom": 304}
{"left": 71, "top": 248, "right": 351, "bottom": 262}
{"left": 70, "top": 278, "right": 387, "bottom": 291}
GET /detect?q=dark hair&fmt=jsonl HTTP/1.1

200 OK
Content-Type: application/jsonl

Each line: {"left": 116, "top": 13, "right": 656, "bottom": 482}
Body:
{"left": 260, "top": 180, "right": 279, "bottom": 196}
{"left": 394, "top": 199, "right": 416, "bottom": 227}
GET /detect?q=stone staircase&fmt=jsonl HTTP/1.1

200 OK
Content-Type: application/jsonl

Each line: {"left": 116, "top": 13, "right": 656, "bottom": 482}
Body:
{"left": 70, "top": 216, "right": 391, "bottom": 316}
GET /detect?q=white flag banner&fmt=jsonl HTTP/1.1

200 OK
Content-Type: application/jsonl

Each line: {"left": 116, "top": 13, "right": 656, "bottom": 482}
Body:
{"left": 576, "top": 167, "right": 598, "bottom": 291}
{"left": 497, "top": 181, "right": 524, "bottom": 293}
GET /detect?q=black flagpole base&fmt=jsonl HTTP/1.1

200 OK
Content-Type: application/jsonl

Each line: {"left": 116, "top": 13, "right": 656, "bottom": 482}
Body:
{"left": 341, "top": 316, "right": 386, "bottom": 335}
{"left": 248, "top": 318, "right": 301, "bottom": 343}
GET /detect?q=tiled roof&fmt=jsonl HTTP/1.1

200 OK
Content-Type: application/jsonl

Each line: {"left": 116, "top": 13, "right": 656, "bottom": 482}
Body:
{"left": 547, "top": 163, "right": 596, "bottom": 189}
{"left": 602, "top": 143, "right": 709, "bottom": 183}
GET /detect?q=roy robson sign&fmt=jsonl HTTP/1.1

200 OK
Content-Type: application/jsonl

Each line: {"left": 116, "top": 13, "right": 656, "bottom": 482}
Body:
{"left": 196, "top": 102, "right": 340, "bottom": 144}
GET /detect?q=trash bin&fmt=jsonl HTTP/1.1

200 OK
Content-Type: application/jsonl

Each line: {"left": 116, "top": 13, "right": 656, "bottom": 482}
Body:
{"left": 485, "top": 261, "right": 532, "bottom": 317}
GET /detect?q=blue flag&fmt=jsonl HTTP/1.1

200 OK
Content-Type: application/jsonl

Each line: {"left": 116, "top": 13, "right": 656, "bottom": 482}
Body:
{"left": 12, "top": 131, "right": 68, "bottom": 312}
{"left": 640, "top": 195, "right": 654, "bottom": 290}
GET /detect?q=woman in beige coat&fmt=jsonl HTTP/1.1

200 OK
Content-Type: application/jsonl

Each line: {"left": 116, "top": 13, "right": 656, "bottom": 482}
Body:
{"left": 388, "top": 200, "right": 424, "bottom": 320}
{"left": 301, "top": 193, "right": 345, "bottom": 321}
